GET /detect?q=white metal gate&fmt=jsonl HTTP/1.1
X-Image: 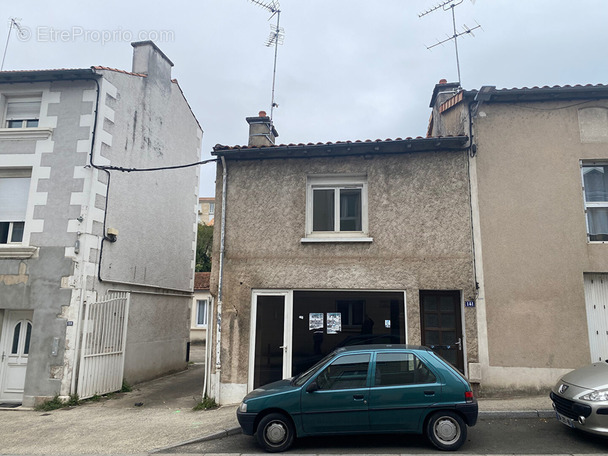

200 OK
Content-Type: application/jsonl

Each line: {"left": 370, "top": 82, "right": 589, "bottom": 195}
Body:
{"left": 584, "top": 274, "right": 608, "bottom": 362}
{"left": 77, "top": 291, "right": 130, "bottom": 399}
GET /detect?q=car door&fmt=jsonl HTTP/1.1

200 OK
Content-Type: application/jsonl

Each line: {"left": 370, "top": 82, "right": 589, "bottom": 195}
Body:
{"left": 300, "top": 352, "right": 371, "bottom": 434}
{"left": 368, "top": 351, "right": 442, "bottom": 432}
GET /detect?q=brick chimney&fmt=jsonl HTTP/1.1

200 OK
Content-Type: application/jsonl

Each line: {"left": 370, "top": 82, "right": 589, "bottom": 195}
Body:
{"left": 131, "top": 41, "right": 173, "bottom": 83}
{"left": 246, "top": 111, "right": 279, "bottom": 147}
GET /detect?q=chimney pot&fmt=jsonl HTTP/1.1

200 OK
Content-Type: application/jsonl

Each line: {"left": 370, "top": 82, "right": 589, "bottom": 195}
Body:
{"left": 259, "top": 110, "right": 267, "bottom": 117}
{"left": 439, "top": 78, "right": 447, "bottom": 84}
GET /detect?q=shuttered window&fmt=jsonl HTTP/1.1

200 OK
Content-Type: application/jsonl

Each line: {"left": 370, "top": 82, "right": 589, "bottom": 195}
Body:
{"left": 0, "top": 169, "right": 31, "bottom": 243}
{"left": 5, "top": 97, "right": 41, "bottom": 128}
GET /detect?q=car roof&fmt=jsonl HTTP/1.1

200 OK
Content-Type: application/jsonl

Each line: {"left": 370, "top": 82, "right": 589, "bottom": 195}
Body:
{"left": 334, "top": 344, "right": 431, "bottom": 354}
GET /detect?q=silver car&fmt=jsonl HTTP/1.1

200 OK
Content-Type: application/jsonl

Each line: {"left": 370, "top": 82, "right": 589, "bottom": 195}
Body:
{"left": 550, "top": 361, "right": 608, "bottom": 436}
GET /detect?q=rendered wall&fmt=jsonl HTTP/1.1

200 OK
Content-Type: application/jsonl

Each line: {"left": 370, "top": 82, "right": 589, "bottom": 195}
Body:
{"left": 473, "top": 100, "right": 608, "bottom": 391}
{"left": 210, "top": 150, "right": 478, "bottom": 394}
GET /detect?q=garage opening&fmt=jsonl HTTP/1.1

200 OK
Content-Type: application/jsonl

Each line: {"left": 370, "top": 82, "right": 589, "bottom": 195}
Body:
{"left": 291, "top": 291, "right": 406, "bottom": 375}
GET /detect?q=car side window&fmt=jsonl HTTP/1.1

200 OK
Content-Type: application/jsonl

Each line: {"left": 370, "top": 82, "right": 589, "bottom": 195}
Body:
{"left": 374, "top": 352, "right": 436, "bottom": 386}
{"left": 315, "top": 353, "right": 370, "bottom": 390}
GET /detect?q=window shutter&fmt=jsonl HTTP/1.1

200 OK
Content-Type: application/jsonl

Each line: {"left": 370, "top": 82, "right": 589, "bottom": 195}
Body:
{"left": 6, "top": 100, "right": 41, "bottom": 119}
{"left": 0, "top": 177, "right": 30, "bottom": 221}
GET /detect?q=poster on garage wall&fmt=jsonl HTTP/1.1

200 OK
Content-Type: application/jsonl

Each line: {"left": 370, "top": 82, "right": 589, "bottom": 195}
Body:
{"left": 327, "top": 312, "right": 342, "bottom": 334}
{"left": 309, "top": 313, "right": 323, "bottom": 330}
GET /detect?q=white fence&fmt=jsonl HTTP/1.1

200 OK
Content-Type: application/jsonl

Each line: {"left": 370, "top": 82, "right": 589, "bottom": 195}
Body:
{"left": 77, "top": 292, "right": 130, "bottom": 399}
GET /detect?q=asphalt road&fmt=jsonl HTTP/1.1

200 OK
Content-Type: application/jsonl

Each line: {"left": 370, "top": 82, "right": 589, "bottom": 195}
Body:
{"left": 161, "top": 416, "right": 608, "bottom": 454}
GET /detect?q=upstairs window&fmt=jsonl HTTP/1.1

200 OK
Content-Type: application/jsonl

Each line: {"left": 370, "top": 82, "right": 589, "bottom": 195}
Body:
{"left": 582, "top": 163, "right": 608, "bottom": 242}
{"left": 305, "top": 175, "right": 370, "bottom": 241}
{"left": 0, "top": 169, "right": 31, "bottom": 244}
{"left": 4, "top": 97, "right": 41, "bottom": 128}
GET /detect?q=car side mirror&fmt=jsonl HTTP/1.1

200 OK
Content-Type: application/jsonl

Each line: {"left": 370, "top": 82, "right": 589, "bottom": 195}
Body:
{"left": 306, "top": 381, "right": 319, "bottom": 393}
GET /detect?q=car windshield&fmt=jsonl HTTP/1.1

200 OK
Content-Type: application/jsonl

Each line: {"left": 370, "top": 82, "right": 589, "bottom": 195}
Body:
{"left": 292, "top": 352, "right": 336, "bottom": 387}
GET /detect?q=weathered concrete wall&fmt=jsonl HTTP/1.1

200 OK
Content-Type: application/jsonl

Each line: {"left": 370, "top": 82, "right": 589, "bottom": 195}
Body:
{"left": 122, "top": 292, "right": 189, "bottom": 384}
{"left": 97, "top": 70, "right": 200, "bottom": 292}
{"left": 473, "top": 99, "right": 608, "bottom": 390}
{"left": 211, "top": 150, "right": 477, "bottom": 392}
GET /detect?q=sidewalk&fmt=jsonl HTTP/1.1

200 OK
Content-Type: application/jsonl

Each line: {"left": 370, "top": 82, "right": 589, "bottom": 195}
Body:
{"left": 0, "top": 361, "right": 554, "bottom": 455}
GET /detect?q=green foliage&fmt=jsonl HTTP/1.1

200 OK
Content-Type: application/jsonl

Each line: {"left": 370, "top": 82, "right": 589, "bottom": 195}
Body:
{"left": 193, "top": 395, "right": 218, "bottom": 411}
{"left": 121, "top": 380, "right": 133, "bottom": 393}
{"left": 35, "top": 395, "right": 64, "bottom": 411}
{"left": 34, "top": 393, "right": 79, "bottom": 411}
{"left": 195, "top": 223, "right": 214, "bottom": 272}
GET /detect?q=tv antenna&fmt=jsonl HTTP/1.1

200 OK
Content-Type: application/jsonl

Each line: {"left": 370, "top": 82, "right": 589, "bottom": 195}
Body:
{"left": 249, "top": 0, "right": 284, "bottom": 120}
{"left": 419, "top": 0, "right": 481, "bottom": 86}
{"left": 2, "top": 18, "right": 26, "bottom": 71}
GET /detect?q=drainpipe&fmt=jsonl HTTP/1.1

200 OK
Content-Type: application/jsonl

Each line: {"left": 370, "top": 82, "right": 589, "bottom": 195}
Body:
{"left": 202, "top": 296, "right": 214, "bottom": 398}
{"left": 215, "top": 155, "right": 228, "bottom": 403}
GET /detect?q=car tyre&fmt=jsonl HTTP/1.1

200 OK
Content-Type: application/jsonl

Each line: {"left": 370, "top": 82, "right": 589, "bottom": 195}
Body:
{"left": 256, "top": 412, "right": 295, "bottom": 452}
{"left": 426, "top": 411, "right": 467, "bottom": 451}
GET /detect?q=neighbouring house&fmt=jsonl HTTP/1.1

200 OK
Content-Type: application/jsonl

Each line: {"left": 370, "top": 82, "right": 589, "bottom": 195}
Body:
{"left": 207, "top": 111, "right": 478, "bottom": 404}
{"left": 0, "top": 41, "right": 202, "bottom": 406}
{"left": 191, "top": 272, "right": 210, "bottom": 345}
{"left": 198, "top": 197, "right": 215, "bottom": 225}
{"left": 428, "top": 80, "right": 608, "bottom": 394}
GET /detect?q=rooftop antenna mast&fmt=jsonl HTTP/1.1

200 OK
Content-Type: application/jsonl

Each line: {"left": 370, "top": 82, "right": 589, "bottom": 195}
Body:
{"left": 419, "top": 0, "right": 481, "bottom": 86}
{"left": 2, "top": 18, "right": 26, "bottom": 71}
{"left": 249, "top": 0, "right": 284, "bottom": 120}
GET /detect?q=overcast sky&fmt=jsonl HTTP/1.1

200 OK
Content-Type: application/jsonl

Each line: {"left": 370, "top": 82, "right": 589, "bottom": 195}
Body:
{"left": 1, "top": 0, "right": 607, "bottom": 196}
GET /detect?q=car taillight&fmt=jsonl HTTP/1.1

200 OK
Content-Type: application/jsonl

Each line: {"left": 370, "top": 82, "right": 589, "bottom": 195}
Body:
{"left": 465, "top": 391, "right": 474, "bottom": 403}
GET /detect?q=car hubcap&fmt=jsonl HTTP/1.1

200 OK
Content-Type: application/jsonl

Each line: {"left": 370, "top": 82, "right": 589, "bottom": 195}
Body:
{"left": 435, "top": 417, "right": 459, "bottom": 443}
{"left": 266, "top": 422, "right": 286, "bottom": 444}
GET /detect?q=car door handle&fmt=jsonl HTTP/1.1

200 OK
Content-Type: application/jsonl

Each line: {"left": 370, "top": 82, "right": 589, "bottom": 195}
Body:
{"left": 424, "top": 390, "right": 436, "bottom": 396}
{"left": 353, "top": 394, "right": 365, "bottom": 400}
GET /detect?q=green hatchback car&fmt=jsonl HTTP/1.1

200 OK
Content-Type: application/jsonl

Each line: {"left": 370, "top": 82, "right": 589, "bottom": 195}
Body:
{"left": 237, "top": 345, "right": 478, "bottom": 452}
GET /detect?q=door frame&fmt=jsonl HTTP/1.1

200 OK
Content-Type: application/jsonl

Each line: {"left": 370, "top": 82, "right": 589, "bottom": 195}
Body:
{"left": 248, "top": 290, "right": 293, "bottom": 392}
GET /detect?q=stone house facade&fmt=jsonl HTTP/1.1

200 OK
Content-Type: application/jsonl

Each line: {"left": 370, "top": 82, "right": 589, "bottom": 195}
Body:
{"left": 208, "top": 113, "right": 478, "bottom": 404}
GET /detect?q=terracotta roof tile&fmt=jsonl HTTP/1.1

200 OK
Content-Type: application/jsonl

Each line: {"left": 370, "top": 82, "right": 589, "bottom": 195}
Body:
{"left": 213, "top": 135, "right": 435, "bottom": 151}
{"left": 194, "top": 272, "right": 210, "bottom": 290}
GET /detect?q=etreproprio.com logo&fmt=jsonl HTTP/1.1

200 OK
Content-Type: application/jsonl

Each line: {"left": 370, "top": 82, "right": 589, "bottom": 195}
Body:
{"left": 16, "top": 26, "right": 175, "bottom": 45}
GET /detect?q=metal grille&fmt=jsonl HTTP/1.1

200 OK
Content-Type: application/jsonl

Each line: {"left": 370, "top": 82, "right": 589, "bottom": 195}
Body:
{"left": 76, "top": 292, "right": 130, "bottom": 399}
{"left": 550, "top": 392, "right": 592, "bottom": 419}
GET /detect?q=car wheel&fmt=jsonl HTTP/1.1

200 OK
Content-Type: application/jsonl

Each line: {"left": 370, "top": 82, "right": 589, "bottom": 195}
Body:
{"left": 255, "top": 412, "right": 295, "bottom": 452}
{"left": 426, "top": 411, "right": 467, "bottom": 451}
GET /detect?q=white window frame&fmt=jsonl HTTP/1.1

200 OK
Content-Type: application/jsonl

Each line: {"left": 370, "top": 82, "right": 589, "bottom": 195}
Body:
{"left": 302, "top": 174, "right": 372, "bottom": 243}
{"left": 196, "top": 299, "right": 208, "bottom": 327}
{"left": 209, "top": 203, "right": 215, "bottom": 215}
{"left": 581, "top": 160, "right": 608, "bottom": 243}
{"left": 4, "top": 96, "right": 41, "bottom": 129}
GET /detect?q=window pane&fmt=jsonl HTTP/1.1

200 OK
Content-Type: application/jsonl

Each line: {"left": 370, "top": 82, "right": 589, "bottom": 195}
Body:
{"left": 25, "top": 119, "right": 39, "bottom": 128}
{"left": 24, "top": 322, "right": 32, "bottom": 354}
{"left": 583, "top": 166, "right": 608, "bottom": 202}
{"left": 11, "top": 322, "right": 21, "bottom": 354}
{"left": 197, "top": 300, "right": 207, "bottom": 325}
{"left": 0, "top": 222, "right": 8, "bottom": 244}
{"left": 375, "top": 353, "right": 436, "bottom": 386}
{"left": 7, "top": 119, "right": 23, "bottom": 128}
{"left": 313, "top": 189, "right": 334, "bottom": 231}
{"left": 316, "top": 353, "right": 369, "bottom": 390}
{"left": 10, "top": 222, "right": 24, "bottom": 242}
{"left": 339, "top": 189, "right": 361, "bottom": 231}
{"left": 588, "top": 208, "right": 608, "bottom": 241}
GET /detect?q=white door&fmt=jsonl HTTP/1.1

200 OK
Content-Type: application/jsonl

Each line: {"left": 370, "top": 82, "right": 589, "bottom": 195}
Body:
{"left": 0, "top": 311, "right": 33, "bottom": 403}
